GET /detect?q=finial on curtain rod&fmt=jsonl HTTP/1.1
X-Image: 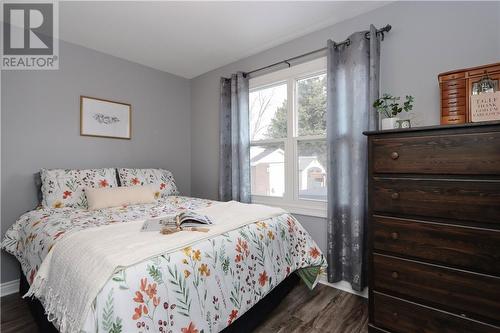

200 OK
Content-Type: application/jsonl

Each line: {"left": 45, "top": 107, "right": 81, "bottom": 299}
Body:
{"left": 334, "top": 24, "right": 391, "bottom": 49}
{"left": 365, "top": 24, "right": 392, "bottom": 41}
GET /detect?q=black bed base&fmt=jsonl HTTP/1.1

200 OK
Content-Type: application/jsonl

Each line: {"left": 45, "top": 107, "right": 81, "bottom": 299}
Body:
{"left": 20, "top": 273, "right": 58, "bottom": 333}
{"left": 20, "top": 270, "right": 299, "bottom": 333}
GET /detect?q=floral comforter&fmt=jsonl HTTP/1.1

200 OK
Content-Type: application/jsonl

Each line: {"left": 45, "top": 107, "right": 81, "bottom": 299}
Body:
{"left": 2, "top": 196, "right": 326, "bottom": 333}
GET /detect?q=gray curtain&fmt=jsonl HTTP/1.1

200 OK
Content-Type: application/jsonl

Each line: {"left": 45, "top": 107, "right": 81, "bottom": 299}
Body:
{"left": 326, "top": 25, "right": 380, "bottom": 291}
{"left": 219, "top": 72, "right": 251, "bottom": 203}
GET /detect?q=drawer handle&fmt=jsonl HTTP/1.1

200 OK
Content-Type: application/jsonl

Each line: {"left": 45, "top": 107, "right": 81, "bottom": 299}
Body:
{"left": 391, "top": 232, "right": 399, "bottom": 240}
{"left": 391, "top": 271, "right": 399, "bottom": 279}
{"left": 391, "top": 192, "right": 400, "bottom": 200}
{"left": 390, "top": 152, "right": 399, "bottom": 160}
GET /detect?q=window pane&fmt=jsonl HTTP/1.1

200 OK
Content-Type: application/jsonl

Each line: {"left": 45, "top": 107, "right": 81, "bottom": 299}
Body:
{"left": 297, "top": 74, "right": 326, "bottom": 136}
{"left": 251, "top": 143, "right": 285, "bottom": 197}
{"left": 250, "top": 83, "right": 287, "bottom": 140}
{"left": 297, "top": 140, "right": 327, "bottom": 201}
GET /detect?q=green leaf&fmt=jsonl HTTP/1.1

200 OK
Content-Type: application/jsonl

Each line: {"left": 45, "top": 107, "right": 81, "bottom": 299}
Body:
{"left": 111, "top": 270, "right": 126, "bottom": 282}
{"left": 221, "top": 257, "right": 230, "bottom": 274}
{"left": 147, "top": 264, "right": 163, "bottom": 284}
{"left": 109, "top": 318, "right": 123, "bottom": 333}
{"left": 374, "top": 93, "right": 414, "bottom": 118}
{"left": 167, "top": 265, "right": 191, "bottom": 315}
{"left": 102, "top": 289, "right": 114, "bottom": 332}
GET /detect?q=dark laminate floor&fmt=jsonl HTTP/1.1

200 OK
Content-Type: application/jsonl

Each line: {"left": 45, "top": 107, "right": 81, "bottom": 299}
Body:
{"left": 254, "top": 283, "right": 368, "bottom": 333}
{"left": 1, "top": 283, "right": 368, "bottom": 333}
{"left": 1, "top": 293, "right": 38, "bottom": 333}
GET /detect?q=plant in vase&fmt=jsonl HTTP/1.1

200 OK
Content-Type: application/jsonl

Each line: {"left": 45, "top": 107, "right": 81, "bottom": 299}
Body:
{"left": 373, "top": 94, "right": 414, "bottom": 130}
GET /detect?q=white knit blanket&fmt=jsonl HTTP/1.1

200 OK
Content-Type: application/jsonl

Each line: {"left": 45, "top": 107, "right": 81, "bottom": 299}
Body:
{"left": 25, "top": 201, "right": 285, "bottom": 333}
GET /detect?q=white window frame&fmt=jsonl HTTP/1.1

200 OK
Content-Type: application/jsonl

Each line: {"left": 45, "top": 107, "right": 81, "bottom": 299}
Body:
{"left": 249, "top": 57, "right": 327, "bottom": 218}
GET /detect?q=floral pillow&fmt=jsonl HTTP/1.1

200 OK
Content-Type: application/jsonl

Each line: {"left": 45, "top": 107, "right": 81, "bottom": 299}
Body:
{"left": 117, "top": 168, "right": 179, "bottom": 199}
{"left": 41, "top": 168, "right": 118, "bottom": 209}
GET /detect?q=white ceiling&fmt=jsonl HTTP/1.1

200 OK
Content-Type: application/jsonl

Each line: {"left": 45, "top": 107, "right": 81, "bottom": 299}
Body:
{"left": 59, "top": 1, "right": 389, "bottom": 78}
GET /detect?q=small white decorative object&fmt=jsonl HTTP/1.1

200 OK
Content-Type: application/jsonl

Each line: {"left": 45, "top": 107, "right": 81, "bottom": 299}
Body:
{"left": 395, "top": 119, "right": 411, "bottom": 129}
{"left": 470, "top": 91, "right": 500, "bottom": 122}
{"left": 381, "top": 117, "right": 400, "bottom": 130}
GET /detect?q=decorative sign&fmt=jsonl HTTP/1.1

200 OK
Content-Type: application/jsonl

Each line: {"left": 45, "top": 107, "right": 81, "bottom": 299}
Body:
{"left": 470, "top": 91, "right": 500, "bottom": 122}
{"left": 80, "top": 96, "right": 131, "bottom": 139}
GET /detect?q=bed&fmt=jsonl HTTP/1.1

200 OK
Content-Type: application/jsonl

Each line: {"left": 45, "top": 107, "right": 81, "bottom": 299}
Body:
{"left": 1, "top": 169, "right": 326, "bottom": 333}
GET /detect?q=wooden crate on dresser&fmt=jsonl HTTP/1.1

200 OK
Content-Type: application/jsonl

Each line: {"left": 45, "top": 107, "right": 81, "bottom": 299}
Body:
{"left": 439, "top": 62, "right": 500, "bottom": 125}
{"left": 364, "top": 121, "right": 500, "bottom": 333}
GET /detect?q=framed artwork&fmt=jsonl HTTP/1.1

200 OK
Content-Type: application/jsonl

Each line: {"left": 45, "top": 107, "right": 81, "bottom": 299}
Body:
{"left": 80, "top": 96, "right": 131, "bottom": 139}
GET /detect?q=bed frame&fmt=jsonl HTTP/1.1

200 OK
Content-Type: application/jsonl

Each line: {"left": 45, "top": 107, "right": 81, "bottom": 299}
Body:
{"left": 20, "top": 269, "right": 299, "bottom": 333}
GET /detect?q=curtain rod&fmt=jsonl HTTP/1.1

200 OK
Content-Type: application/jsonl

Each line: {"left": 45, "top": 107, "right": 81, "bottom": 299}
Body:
{"left": 244, "top": 24, "right": 391, "bottom": 78}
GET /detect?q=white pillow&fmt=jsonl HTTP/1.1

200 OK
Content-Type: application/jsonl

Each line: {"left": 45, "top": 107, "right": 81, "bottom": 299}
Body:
{"left": 85, "top": 185, "right": 155, "bottom": 210}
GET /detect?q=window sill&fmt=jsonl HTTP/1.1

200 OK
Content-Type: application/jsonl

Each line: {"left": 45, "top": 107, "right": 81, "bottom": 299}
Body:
{"left": 251, "top": 196, "right": 327, "bottom": 218}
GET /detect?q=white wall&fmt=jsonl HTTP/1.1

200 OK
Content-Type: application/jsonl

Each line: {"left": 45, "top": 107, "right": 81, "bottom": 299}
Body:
{"left": 190, "top": 1, "right": 500, "bottom": 253}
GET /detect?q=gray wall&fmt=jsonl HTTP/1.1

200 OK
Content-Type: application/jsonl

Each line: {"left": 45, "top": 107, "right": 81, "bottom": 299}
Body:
{"left": 2, "top": 1, "right": 499, "bottom": 284}
{"left": 1, "top": 41, "right": 191, "bottom": 283}
{"left": 497, "top": 2, "right": 500, "bottom": 57}
{"left": 190, "top": 1, "right": 500, "bottom": 253}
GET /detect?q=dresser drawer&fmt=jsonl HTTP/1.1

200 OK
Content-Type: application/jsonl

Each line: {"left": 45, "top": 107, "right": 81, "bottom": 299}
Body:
{"left": 441, "top": 115, "right": 466, "bottom": 124}
{"left": 442, "top": 96, "right": 466, "bottom": 108}
{"left": 441, "top": 88, "right": 466, "bottom": 100}
{"left": 373, "top": 215, "right": 500, "bottom": 275}
{"left": 371, "top": 132, "right": 500, "bottom": 175}
{"left": 440, "top": 79, "right": 466, "bottom": 90}
{"left": 441, "top": 105, "right": 466, "bottom": 116}
{"left": 373, "top": 254, "right": 500, "bottom": 325}
{"left": 372, "top": 178, "right": 500, "bottom": 226}
{"left": 373, "top": 292, "right": 500, "bottom": 333}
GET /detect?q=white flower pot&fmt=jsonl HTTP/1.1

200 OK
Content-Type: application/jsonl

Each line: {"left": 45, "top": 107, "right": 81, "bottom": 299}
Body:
{"left": 381, "top": 117, "right": 400, "bottom": 130}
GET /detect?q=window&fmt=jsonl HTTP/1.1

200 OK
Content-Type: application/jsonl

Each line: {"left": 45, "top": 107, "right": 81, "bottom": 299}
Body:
{"left": 249, "top": 58, "right": 327, "bottom": 217}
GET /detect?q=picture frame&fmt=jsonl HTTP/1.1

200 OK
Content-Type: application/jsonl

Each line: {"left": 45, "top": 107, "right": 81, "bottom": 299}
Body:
{"left": 80, "top": 96, "right": 132, "bottom": 139}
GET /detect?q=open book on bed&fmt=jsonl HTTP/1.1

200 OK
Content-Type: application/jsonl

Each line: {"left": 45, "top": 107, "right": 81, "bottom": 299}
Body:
{"left": 141, "top": 211, "right": 213, "bottom": 232}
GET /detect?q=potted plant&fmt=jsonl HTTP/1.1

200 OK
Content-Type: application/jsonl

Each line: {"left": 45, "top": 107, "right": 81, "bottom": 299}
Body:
{"left": 373, "top": 94, "right": 414, "bottom": 130}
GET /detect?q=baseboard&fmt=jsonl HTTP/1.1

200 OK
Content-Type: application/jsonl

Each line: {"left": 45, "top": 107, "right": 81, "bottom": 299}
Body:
{"left": 1, "top": 279, "right": 19, "bottom": 297}
{"left": 318, "top": 273, "right": 368, "bottom": 298}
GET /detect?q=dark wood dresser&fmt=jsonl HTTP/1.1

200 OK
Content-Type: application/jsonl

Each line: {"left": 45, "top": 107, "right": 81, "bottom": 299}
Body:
{"left": 364, "top": 122, "right": 500, "bottom": 333}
